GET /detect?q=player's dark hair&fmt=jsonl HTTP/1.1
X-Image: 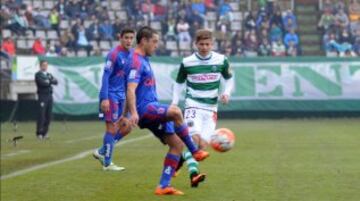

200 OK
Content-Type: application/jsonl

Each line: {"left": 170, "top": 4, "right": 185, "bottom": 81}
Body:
{"left": 120, "top": 28, "right": 135, "bottom": 37}
{"left": 136, "top": 26, "right": 157, "bottom": 44}
{"left": 39, "top": 60, "right": 48, "bottom": 66}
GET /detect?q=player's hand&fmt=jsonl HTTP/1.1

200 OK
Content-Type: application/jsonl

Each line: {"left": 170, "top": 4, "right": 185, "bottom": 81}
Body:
{"left": 101, "top": 99, "right": 110, "bottom": 112}
{"left": 220, "top": 94, "right": 230, "bottom": 104}
{"left": 129, "top": 113, "right": 139, "bottom": 126}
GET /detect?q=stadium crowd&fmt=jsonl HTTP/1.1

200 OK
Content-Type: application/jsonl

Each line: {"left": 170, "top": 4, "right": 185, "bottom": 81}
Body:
{"left": 318, "top": 0, "right": 360, "bottom": 57}
{"left": 0, "top": 0, "right": 359, "bottom": 60}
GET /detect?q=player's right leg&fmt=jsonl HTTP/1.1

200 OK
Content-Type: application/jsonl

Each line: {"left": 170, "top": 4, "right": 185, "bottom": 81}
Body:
{"left": 166, "top": 105, "right": 209, "bottom": 162}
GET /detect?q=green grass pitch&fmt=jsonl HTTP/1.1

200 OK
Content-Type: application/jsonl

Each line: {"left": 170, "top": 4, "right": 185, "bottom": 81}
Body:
{"left": 1, "top": 119, "right": 360, "bottom": 201}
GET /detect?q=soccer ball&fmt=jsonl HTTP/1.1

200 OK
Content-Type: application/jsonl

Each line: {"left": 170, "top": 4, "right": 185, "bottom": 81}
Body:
{"left": 210, "top": 128, "right": 235, "bottom": 152}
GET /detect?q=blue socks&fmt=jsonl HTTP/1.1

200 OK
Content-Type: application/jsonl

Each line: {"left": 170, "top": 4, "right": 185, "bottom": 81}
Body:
{"left": 114, "top": 130, "right": 124, "bottom": 143}
{"left": 159, "top": 153, "right": 180, "bottom": 188}
{"left": 175, "top": 124, "right": 198, "bottom": 154}
{"left": 100, "top": 132, "right": 115, "bottom": 167}
{"left": 98, "top": 130, "right": 124, "bottom": 166}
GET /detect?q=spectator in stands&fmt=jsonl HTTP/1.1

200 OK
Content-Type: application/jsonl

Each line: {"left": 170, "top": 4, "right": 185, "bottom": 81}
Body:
{"left": 165, "top": 18, "right": 177, "bottom": 41}
{"left": 272, "top": 38, "right": 286, "bottom": 56}
{"left": 0, "top": 5, "right": 11, "bottom": 28}
{"left": 258, "top": 38, "right": 272, "bottom": 56}
{"left": 334, "top": 0, "right": 346, "bottom": 13}
{"left": 60, "top": 28, "right": 75, "bottom": 51}
{"left": 204, "top": 0, "right": 216, "bottom": 11}
{"left": 353, "top": 37, "right": 360, "bottom": 55}
{"left": 287, "top": 41, "right": 298, "bottom": 56}
{"left": 335, "top": 9, "right": 349, "bottom": 30}
{"left": 339, "top": 29, "right": 353, "bottom": 44}
{"left": 189, "top": 21, "right": 201, "bottom": 42}
{"left": 244, "top": 11, "right": 257, "bottom": 30}
{"left": 318, "top": 9, "right": 335, "bottom": 33}
{"left": 284, "top": 17, "right": 297, "bottom": 33}
{"left": 99, "top": 19, "right": 114, "bottom": 42}
{"left": 243, "top": 30, "right": 258, "bottom": 57}
{"left": 270, "top": 23, "right": 283, "bottom": 42}
{"left": 153, "top": 1, "right": 167, "bottom": 21}
{"left": 97, "top": 6, "right": 110, "bottom": 22}
{"left": 66, "top": 0, "right": 81, "bottom": 19}
{"left": 49, "top": 8, "right": 60, "bottom": 37}
{"left": 217, "top": 16, "right": 231, "bottom": 45}
{"left": 349, "top": 0, "right": 360, "bottom": 26}
{"left": 324, "top": 32, "right": 340, "bottom": 56}
{"left": 270, "top": 9, "right": 284, "bottom": 31}
{"left": 283, "top": 9, "right": 297, "bottom": 32}
{"left": 322, "top": 0, "right": 333, "bottom": 12}
{"left": 71, "top": 18, "right": 82, "bottom": 39}
{"left": 284, "top": 29, "right": 299, "bottom": 49}
{"left": 192, "top": 0, "right": 206, "bottom": 15}
{"left": 176, "top": 18, "right": 191, "bottom": 42}
{"left": 218, "top": 0, "right": 232, "bottom": 18}
{"left": 258, "top": 28, "right": 269, "bottom": 42}
{"left": 256, "top": 7, "right": 267, "bottom": 29}
{"left": 86, "top": 15, "right": 101, "bottom": 43}
{"left": 55, "top": 0, "right": 67, "bottom": 19}
{"left": 32, "top": 7, "right": 51, "bottom": 29}
{"left": 191, "top": 10, "right": 205, "bottom": 27}
{"left": 32, "top": 37, "right": 46, "bottom": 55}
{"left": 75, "top": 25, "right": 93, "bottom": 56}
{"left": 350, "top": 17, "right": 360, "bottom": 34}
{"left": 112, "top": 17, "right": 126, "bottom": 39}
{"left": 25, "top": 6, "right": 36, "bottom": 36}
{"left": 45, "top": 46, "right": 57, "bottom": 57}
{"left": 1, "top": 37, "right": 16, "bottom": 56}
{"left": 10, "top": 10, "right": 28, "bottom": 36}
{"left": 231, "top": 39, "right": 244, "bottom": 56}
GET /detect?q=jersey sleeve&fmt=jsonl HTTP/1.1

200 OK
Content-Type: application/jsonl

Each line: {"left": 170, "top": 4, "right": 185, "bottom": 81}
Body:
{"left": 175, "top": 63, "right": 187, "bottom": 84}
{"left": 221, "top": 57, "right": 233, "bottom": 80}
{"left": 127, "top": 55, "right": 142, "bottom": 84}
{"left": 99, "top": 54, "right": 115, "bottom": 99}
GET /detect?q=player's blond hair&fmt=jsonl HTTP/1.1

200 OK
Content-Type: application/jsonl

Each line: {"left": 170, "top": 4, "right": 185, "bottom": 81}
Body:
{"left": 195, "top": 29, "right": 213, "bottom": 42}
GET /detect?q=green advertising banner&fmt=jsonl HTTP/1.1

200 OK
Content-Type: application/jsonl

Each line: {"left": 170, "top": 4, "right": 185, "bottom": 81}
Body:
{"left": 40, "top": 57, "right": 360, "bottom": 115}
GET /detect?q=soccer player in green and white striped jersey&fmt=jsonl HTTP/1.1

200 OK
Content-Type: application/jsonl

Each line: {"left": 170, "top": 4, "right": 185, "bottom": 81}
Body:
{"left": 172, "top": 29, "right": 234, "bottom": 187}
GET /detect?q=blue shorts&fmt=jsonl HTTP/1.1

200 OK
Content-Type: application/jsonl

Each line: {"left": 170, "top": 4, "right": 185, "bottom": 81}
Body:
{"left": 99, "top": 98, "right": 124, "bottom": 123}
{"left": 138, "top": 102, "right": 175, "bottom": 144}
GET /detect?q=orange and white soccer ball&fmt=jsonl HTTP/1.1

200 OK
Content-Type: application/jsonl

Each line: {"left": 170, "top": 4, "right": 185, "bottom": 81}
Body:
{"left": 210, "top": 128, "right": 235, "bottom": 152}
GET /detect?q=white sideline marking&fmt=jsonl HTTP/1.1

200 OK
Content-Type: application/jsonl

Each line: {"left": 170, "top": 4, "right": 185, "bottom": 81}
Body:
{"left": 1, "top": 135, "right": 152, "bottom": 180}
{"left": 65, "top": 135, "right": 102, "bottom": 144}
{"left": 1, "top": 150, "right": 31, "bottom": 158}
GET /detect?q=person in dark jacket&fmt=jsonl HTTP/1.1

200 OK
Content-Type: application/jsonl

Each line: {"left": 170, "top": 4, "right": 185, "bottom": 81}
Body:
{"left": 35, "top": 60, "right": 58, "bottom": 140}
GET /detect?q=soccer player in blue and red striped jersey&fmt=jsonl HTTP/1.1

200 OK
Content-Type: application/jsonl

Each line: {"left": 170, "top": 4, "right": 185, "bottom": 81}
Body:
{"left": 126, "top": 26, "right": 209, "bottom": 195}
{"left": 93, "top": 28, "right": 135, "bottom": 171}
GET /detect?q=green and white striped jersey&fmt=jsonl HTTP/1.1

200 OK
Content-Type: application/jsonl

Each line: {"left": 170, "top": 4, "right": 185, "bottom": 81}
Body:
{"left": 176, "top": 51, "right": 233, "bottom": 112}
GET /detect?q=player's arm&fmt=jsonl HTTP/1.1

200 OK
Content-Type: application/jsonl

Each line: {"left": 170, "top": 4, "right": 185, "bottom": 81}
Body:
{"left": 99, "top": 58, "right": 115, "bottom": 112}
{"left": 171, "top": 63, "right": 186, "bottom": 105}
{"left": 126, "top": 60, "right": 142, "bottom": 125}
{"left": 127, "top": 82, "right": 139, "bottom": 125}
{"left": 220, "top": 57, "right": 234, "bottom": 104}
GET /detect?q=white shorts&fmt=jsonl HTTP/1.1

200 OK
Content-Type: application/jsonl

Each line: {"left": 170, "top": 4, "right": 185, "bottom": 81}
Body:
{"left": 184, "top": 107, "right": 217, "bottom": 143}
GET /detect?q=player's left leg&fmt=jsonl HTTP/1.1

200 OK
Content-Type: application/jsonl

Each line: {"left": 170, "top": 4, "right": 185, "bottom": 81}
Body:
{"left": 94, "top": 99, "right": 128, "bottom": 171}
{"left": 155, "top": 128, "right": 185, "bottom": 195}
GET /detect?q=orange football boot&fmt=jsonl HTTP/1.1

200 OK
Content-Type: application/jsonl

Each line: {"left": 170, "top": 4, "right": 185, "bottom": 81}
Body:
{"left": 154, "top": 186, "right": 184, "bottom": 195}
{"left": 192, "top": 150, "right": 209, "bottom": 161}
